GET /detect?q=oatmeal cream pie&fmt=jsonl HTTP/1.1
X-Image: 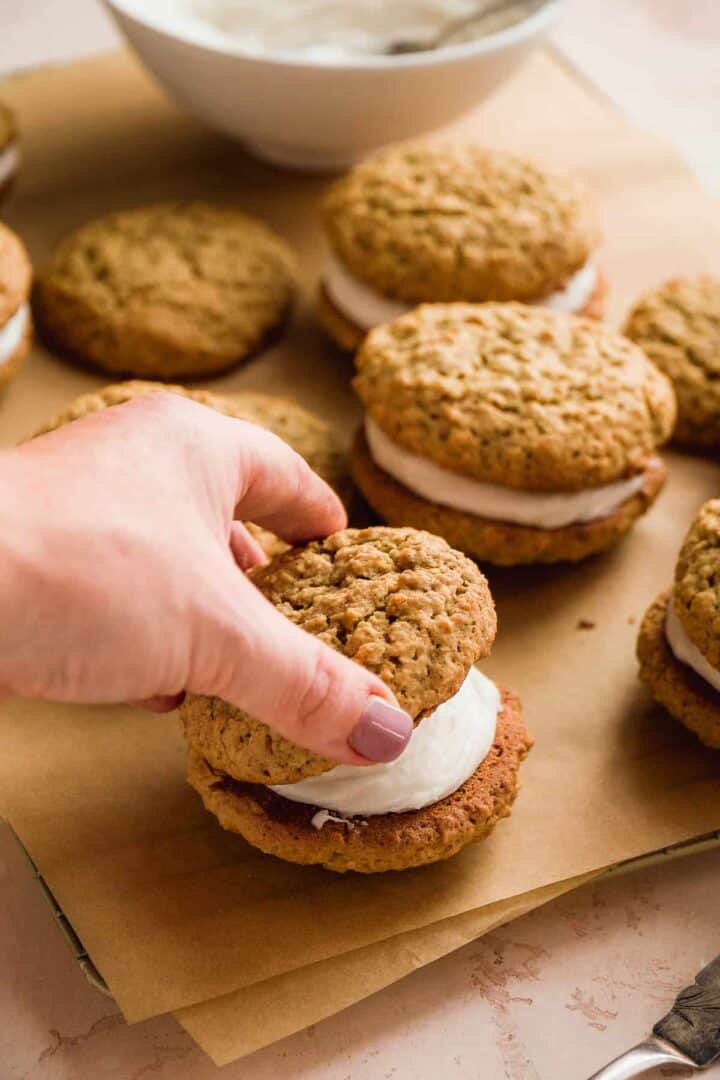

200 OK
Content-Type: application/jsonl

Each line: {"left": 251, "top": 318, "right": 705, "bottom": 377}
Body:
{"left": 637, "top": 499, "right": 720, "bottom": 749}
{"left": 33, "top": 202, "right": 297, "bottom": 379}
{"left": 183, "top": 526, "right": 531, "bottom": 873}
{"left": 351, "top": 304, "right": 676, "bottom": 566}
{"left": 34, "top": 379, "right": 347, "bottom": 557}
{"left": 0, "top": 102, "right": 20, "bottom": 202}
{"left": 624, "top": 275, "right": 720, "bottom": 450}
{"left": 0, "top": 221, "right": 32, "bottom": 392}
{"left": 319, "top": 142, "right": 604, "bottom": 351}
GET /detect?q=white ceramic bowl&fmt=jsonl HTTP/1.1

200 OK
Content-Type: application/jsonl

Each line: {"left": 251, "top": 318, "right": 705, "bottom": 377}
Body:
{"left": 105, "top": 0, "right": 565, "bottom": 172}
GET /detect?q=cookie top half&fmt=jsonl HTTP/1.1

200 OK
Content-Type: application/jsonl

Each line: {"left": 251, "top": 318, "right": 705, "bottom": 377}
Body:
{"left": 673, "top": 499, "right": 720, "bottom": 670}
{"left": 182, "top": 526, "right": 496, "bottom": 784}
{"left": 323, "top": 144, "right": 599, "bottom": 304}
{"left": 354, "top": 303, "right": 676, "bottom": 492}
{"left": 33, "top": 202, "right": 297, "bottom": 378}
{"left": 34, "top": 379, "right": 345, "bottom": 496}
{"left": 0, "top": 222, "right": 31, "bottom": 326}
{"left": 624, "top": 275, "right": 720, "bottom": 444}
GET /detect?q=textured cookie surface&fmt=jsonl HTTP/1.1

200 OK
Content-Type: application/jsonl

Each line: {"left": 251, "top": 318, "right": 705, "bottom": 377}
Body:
{"left": 673, "top": 499, "right": 720, "bottom": 670}
{"left": 33, "top": 202, "right": 297, "bottom": 378}
{"left": 187, "top": 688, "right": 530, "bottom": 872}
{"left": 637, "top": 590, "right": 720, "bottom": 750}
{"left": 624, "top": 275, "right": 720, "bottom": 448}
{"left": 33, "top": 379, "right": 346, "bottom": 498}
{"left": 323, "top": 144, "right": 599, "bottom": 304}
{"left": 354, "top": 303, "right": 676, "bottom": 491}
{"left": 0, "top": 222, "right": 32, "bottom": 325}
{"left": 352, "top": 430, "right": 667, "bottom": 565}
{"left": 182, "top": 526, "right": 496, "bottom": 783}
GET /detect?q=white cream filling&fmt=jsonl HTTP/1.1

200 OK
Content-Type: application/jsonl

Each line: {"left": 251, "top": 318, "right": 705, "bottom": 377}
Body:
{"left": 159, "top": 0, "right": 524, "bottom": 59}
{"left": 0, "top": 304, "right": 29, "bottom": 367}
{"left": 366, "top": 416, "right": 645, "bottom": 529}
{"left": 539, "top": 261, "right": 598, "bottom": 314}
{"left": 323, "top": 255, "right": 598, "bottom": 331}
{"left": 0, "top": 142, "right": 19, "bottom": 188}
{"left": 665, "top": 597, "right": 720, "bottom": 693}
{"left": 324, "top": 253, "right": 409, "bottom": 330}
{"left": 270, "top": 667, "right": 499, "bottom": 820}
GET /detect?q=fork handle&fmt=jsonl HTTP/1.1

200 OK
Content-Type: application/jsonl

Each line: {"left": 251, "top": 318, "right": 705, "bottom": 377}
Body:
{"left": 588, "top": 1038, "right": 695, "bottom": 1079}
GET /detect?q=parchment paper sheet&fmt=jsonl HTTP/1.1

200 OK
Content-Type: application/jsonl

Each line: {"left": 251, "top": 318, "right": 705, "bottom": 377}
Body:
{"left": 1, "top": 46, "right": 719, "bottom": 1051}
{"left": 175, "top": 873, "right": 593, "bottom": 1065}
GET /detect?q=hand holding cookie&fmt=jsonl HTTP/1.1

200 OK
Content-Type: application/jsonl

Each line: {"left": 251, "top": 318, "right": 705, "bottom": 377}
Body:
{"left": 0, "top": 392, "right": 413, "bottom": 765}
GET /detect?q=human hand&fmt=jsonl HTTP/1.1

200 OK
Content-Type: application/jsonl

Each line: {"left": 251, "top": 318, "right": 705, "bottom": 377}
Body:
{"left": 0, "top": 394, "right": 412, "bottom": 763}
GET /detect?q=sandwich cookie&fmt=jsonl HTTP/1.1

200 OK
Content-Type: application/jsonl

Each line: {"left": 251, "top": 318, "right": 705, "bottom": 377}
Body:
{"left": 319, "top": 143, "right": 604, "bottom": 351}
{"left": 637, "top": 499, "right": 720, "bottom": 749}
{"left": 34, "top": 379, "right": 347, "bottom": 557}
{"left": 351, "top": 304, "right": 676, "bottom": 566}
{"left": 624, "top": 275, "right": 720, "bottom": 450}
{"left": 183, "top": 526, "right": 531, "bottom": 872}
{"left": 0, "top": 222, "right": 32, "bottom": 391}
{"left": 0, "top": 103, "right": 20, "bottom": 201}
{"left": 33, "top": 202, "right": 297, "bottom": 379}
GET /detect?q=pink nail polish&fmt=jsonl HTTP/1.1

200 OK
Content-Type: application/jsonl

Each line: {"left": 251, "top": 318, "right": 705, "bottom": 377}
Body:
{"left": 349, "top": 697, "right": 413, "bottom": 763}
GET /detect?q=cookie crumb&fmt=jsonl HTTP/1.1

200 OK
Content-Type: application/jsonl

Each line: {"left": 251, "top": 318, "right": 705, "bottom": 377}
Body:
{"left": 577, "top": 619, "right": 596, "bottom": 630}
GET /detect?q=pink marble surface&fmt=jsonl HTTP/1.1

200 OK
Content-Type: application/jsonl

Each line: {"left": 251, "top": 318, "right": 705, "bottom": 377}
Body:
{"left": 2, "top": 821, "right": 719, "bottom": 1078}
{"left": 2, "top": 2, "right": 720, "bottom": 1076}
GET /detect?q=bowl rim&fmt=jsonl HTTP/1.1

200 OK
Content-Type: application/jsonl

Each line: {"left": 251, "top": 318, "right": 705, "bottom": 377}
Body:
{"left": 104, "top": 0, "right": 565, "bottom": 71}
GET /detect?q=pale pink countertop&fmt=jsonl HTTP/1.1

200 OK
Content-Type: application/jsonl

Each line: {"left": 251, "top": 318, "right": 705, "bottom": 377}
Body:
{"left": 2, "top": 2, "right": 720, "bottom": 1077}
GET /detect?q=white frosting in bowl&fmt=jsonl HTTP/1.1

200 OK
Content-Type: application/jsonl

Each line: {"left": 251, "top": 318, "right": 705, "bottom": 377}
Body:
{"left": 0, "top": 304, "right": 29, "bottom": 366}
{"left": 151, "top": 1, "right": 539, "bottom": 60}
{"left": 270, "top": 667, "right": 499, "bottom": 818}
{"left": 365, "top": 416, "right": 645, "bottom": 529}
{"left": 665, "top": 597, "right": 720, "bottom": 693}
{"left": 323, "top": 255, "right": 598, "bottom": 331}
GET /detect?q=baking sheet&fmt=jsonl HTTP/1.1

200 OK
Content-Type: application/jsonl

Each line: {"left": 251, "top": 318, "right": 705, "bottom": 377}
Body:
{"left": 1, "top": 46, "right": 719, "bottom": 1045}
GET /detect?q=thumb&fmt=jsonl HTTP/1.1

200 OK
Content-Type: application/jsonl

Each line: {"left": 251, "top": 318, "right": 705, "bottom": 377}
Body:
{"left": 194, "top": 570, "right": 414, "bottom": 766}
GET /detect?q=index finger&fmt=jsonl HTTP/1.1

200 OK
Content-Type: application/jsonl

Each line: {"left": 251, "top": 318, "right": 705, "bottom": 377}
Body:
{"left": 229, "top": 419, "right": 347, "bottom": 544}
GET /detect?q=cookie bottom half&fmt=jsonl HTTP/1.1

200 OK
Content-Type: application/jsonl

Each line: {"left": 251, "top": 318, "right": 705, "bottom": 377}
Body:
{"left": 637, "top": 589, "right": 720, "bottom": 750}
{"left": 187, "top": 688, "right": 530, "bottom": 873}
{"left": 317, "top": 270, "right": 607, "bottom": 353}
{"left": 351, "top": 430, "right": 666, "bottom": 566}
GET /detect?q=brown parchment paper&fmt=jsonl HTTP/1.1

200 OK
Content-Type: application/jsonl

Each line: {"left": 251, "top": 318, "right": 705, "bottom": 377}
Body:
{"left": 1, "top": 46, "right": 720, "bottom": 1036}
{"left": 175, "top": 872, "right": 594, "bottom": 1065}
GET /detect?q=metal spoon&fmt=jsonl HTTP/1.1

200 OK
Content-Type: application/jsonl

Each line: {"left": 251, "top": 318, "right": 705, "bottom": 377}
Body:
{"left": 385, "top": 0, "right": 549, "bottom": 55}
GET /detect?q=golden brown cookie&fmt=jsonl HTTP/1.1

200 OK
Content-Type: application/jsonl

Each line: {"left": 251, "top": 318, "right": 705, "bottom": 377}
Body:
{"left": 351, "top": 303, "right": 674, "bottom": 565}
{"left": 181, "top": 526, "right": 496, "bottom": 784}
{"left": 353, "top": 429, "right": 667, "bottom": 566}
{"left": 624, "top": 276, "right": 720, "bottom": 449}
{"left": 355, "top": 304, "right": 673, "bottom": 490}
{"left": 33, "top": 202, "right": 297, "bottom": 379}
{"left": 186, "top": 688, "right": 531, "bottom": 873}
{"left": 637, "top": 590, "right": 720, "bottom": 750}
{"left": 33, "top": 379, "right": 347, "bottom": 503}
{"left": 672, "top": 499, "right": 720, "bottom": 670}
{"left": 319, "top": 143, "right": 604, "bottom": 348}
{"left": 0, "top": 102, "right": 19, "bottom": 200}
{"left": 324, "top": 144, "right": 599, "bottom": 305}
{"left": 0, "top": 222, "right": 32, "bottom": 390}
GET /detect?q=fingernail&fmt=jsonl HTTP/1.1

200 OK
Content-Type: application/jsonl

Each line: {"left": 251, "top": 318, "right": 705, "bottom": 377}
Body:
{"left": 349, "top": 697, "right": 414, "bottom": 763}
